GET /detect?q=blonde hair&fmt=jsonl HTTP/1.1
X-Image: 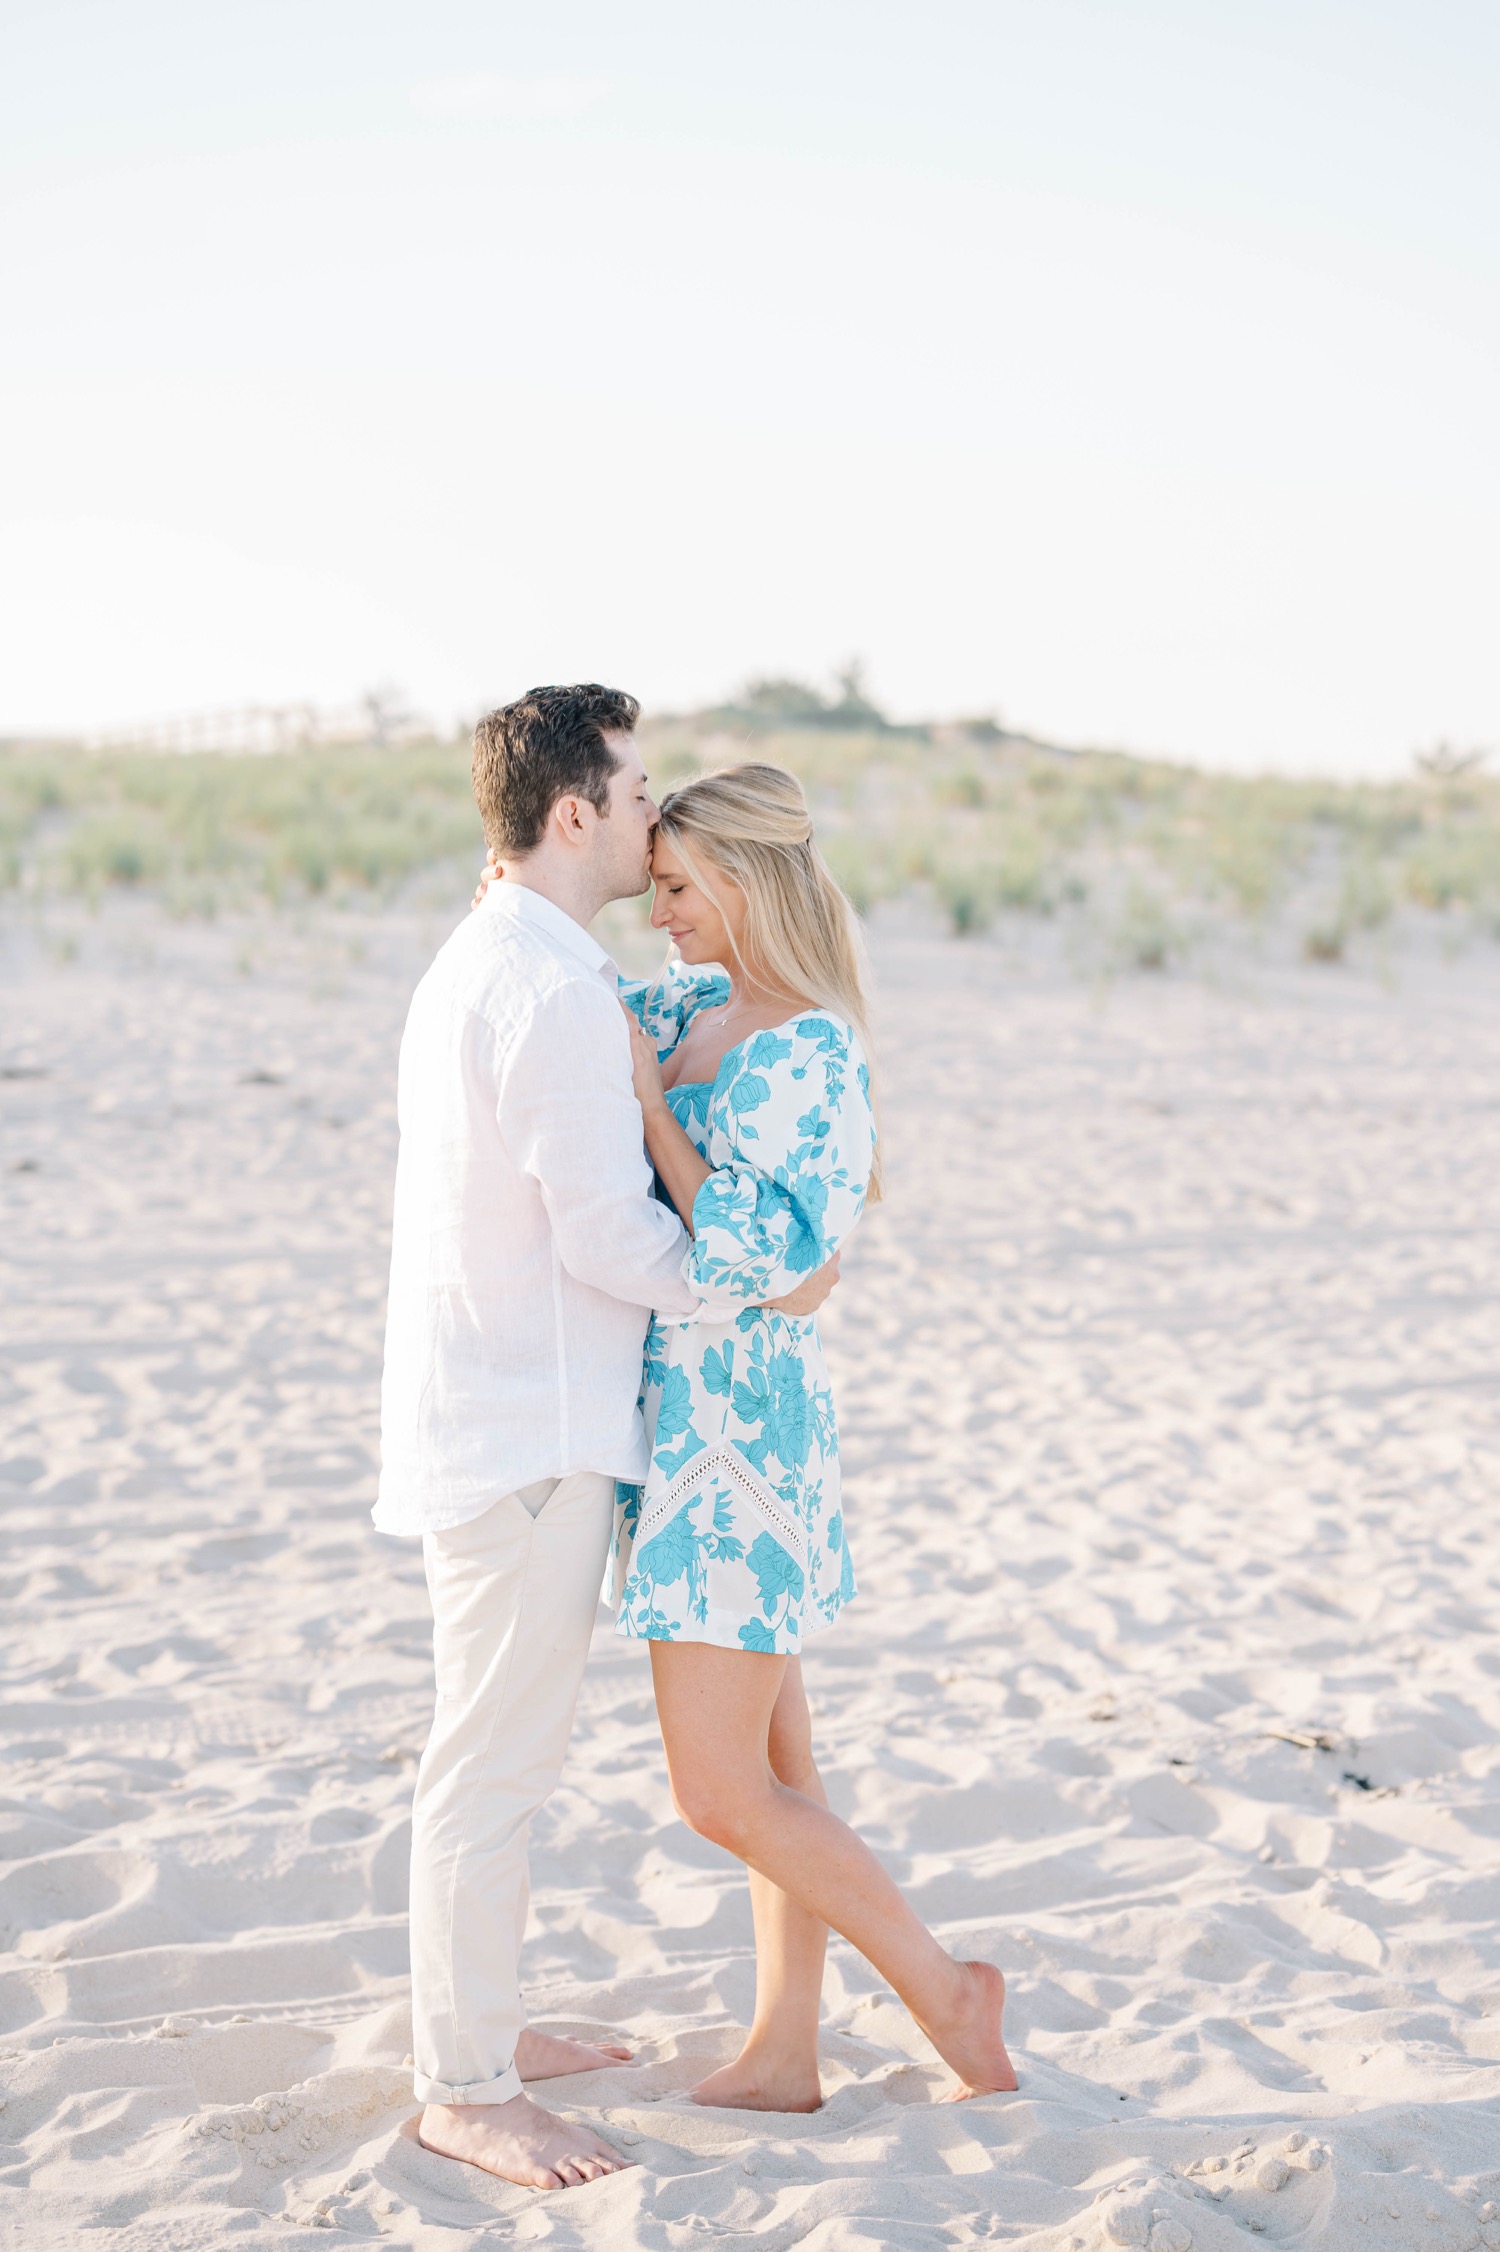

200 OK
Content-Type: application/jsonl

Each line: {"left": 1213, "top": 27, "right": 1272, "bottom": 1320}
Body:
{"left": 656, "top": 762, "right": 882, "bottom": 1199}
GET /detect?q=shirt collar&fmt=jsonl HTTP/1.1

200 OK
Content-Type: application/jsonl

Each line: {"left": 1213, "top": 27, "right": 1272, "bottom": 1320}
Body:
{"left": 484, "top": 878, "right": 611, "bottom": 976}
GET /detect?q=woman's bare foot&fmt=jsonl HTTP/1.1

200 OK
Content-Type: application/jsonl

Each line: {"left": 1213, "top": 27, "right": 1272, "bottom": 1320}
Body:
{"left": 516, "top": 2029, "right": 633, "bottom": 2079}
{"left": 418, "top": 2094, "right": 634, "bottom": 2189}
{"left": 918, "top": 1961, "right": 1018, "bottom": 2100}
{"left": 692, "top": 2044, "right": 823, "bottom": 2113}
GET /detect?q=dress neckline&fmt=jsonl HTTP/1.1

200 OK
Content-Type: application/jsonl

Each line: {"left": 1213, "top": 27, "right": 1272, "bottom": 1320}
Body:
{"left": 661, "top": 1006, "right": 831, "bottom": 1100}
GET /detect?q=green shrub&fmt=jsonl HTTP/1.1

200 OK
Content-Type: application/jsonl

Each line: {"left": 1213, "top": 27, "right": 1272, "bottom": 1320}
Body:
{"left": 1401, "top": 827, "right": 1500, "bottom": 911}
{"left": 64, "top": 815, "right": 169, "bottom": 893}
{"left": 991, "top": 824, "right": 1055, "bottom": 911}
{"left": 936, "top": 868, "right": 996, "bottom": 935}
{"left": 1117, "top": 882, "right": 1177, "bottom": 970}
{"left": 1340, "top": 856, "right": 1394, "bottom": 930}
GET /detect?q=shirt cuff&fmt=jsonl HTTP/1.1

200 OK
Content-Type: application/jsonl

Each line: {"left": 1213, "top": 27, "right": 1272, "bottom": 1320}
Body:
{"left": 411, "top": 2059, "right": 525, "bottom": 2106}
{"left": 673, "top": 1266, "right": 714, "bottom": 1326}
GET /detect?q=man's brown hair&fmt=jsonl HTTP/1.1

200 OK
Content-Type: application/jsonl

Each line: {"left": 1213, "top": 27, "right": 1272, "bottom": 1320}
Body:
{"left": 471, "top": 684, "right": 641, "bottom": 856}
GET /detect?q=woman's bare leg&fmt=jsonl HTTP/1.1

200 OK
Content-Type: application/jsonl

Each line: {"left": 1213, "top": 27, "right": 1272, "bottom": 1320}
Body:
{"left": 651, "top": 1642, "right": 1015, "bottom": 2100}
{"left": 691, "top": 1659, "right": 828, "bottom": 2111}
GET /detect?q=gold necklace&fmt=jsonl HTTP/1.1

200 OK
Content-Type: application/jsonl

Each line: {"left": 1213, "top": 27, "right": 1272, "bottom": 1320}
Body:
{"left": 713, "top": 985, "right": 797, "bottom": 1031}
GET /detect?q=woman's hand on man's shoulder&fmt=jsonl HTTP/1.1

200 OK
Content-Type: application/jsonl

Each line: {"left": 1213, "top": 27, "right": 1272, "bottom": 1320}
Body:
{"left": 471, "top": 847, "right": 501, "bottom": 909}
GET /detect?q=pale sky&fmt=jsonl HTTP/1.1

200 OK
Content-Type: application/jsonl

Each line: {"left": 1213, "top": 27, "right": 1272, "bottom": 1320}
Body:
{"left": 2, "top": 0, "right": 1496, "bottom": 773}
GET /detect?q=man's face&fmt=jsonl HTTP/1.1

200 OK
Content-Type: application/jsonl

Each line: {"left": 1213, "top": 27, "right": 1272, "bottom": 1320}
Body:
{"left": 592, "top": 733, "right": 659, "bottom": 902}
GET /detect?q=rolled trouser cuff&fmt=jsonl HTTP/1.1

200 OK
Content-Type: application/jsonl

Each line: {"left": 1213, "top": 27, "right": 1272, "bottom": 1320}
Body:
{"left": 412, "top": 2061, "right": 524, "bottom": 2107}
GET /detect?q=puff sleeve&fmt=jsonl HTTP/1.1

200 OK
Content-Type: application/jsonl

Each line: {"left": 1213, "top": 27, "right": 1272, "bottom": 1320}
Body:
{"left": 686, "top": 1018, "right": 875, "bottom": 1307}
{"left": 617, "top": 960, "right": 731, "bottom": 1061}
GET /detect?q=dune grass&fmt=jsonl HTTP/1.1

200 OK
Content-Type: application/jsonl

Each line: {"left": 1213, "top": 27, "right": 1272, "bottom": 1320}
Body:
{"left": 0, "top": 739, "right": 484, "bottom": 912}
{"left": 2, "top": 723, "right": 1497, "bottom": 957}
{"left": 667, "top": 724, "right": 1500, "bottom": 951}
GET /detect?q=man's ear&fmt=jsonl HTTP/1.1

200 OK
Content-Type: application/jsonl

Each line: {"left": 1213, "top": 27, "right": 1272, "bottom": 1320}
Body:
{"left": 549, "top": 793, "right": 592, "bottom": 847}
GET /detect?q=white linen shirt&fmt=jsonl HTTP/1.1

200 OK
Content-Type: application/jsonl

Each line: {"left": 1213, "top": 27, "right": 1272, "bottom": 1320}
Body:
{"left": 374, "top": 881, "right": 702, "bottom": 1536}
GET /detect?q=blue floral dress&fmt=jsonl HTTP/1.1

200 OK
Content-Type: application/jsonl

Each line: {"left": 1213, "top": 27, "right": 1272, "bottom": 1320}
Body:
{"left": 611, "top": 962, "right": 876, "bottom": 1654}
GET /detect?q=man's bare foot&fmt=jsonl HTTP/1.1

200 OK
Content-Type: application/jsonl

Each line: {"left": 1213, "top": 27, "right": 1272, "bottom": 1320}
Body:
{"left": 418, "top": 2094, "right": 634, "bottom": 2190}
{"left": 516, "top": 2028, "right": 633, "bottom": 2079}
{"left": 917, "top": 1961, "right": 1018, "bottom": 2101}
{"left": 691, "top": 2045, "right": 822, "bottom": 2113}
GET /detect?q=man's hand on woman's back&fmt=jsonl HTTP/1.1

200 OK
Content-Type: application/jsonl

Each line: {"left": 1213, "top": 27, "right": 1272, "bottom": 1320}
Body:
{"left": 767, "top": 1252, "right": 841, "bottom": 1319}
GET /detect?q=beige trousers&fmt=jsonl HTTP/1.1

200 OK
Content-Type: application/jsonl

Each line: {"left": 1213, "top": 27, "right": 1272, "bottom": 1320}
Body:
{"left": 408, "top": 1470, "right": 616, "bottom": 2106}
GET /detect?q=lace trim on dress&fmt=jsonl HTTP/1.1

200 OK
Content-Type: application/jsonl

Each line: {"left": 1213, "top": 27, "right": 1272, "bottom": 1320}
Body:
{"left": 636, "top": 1442, "right": 807, "bottom": 1563}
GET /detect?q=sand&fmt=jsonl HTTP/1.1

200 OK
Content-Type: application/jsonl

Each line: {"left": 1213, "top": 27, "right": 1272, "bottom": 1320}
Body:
{"left": 1, "top": 898, "right": 1498, "bottom": 2251}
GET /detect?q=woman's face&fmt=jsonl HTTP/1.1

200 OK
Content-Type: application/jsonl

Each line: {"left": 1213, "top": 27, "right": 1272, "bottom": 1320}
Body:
{"left": 648, "top": 835, "right": 745, "bottom": 966}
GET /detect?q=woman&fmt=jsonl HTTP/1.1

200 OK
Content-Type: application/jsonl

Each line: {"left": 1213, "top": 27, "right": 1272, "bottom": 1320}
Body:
{"left": 610, "top": 762, "right": 1015, "bottom": 2113}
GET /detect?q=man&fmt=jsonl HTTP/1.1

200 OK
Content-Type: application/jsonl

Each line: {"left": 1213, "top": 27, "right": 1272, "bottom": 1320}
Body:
{"left": 374, "top": 685, "right": 834, "bottom": 2192}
